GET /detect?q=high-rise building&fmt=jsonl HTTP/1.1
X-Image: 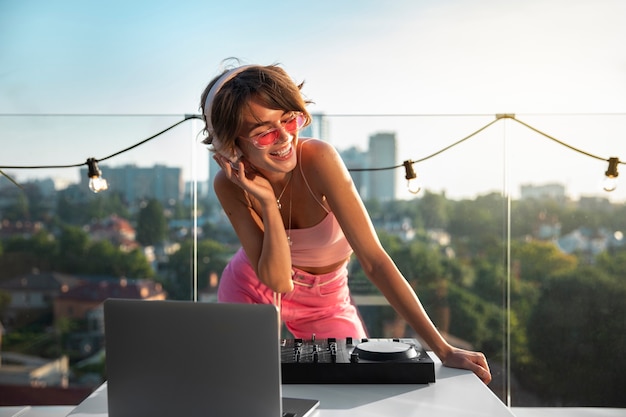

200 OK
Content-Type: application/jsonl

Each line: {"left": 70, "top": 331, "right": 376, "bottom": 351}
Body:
{"left": 340, "top": 146, "right": 369, "bottom": 198}
{"left": 207, "top": 155, "right": 220, "bottom": 202}
{"left": 368, "top": 132, "right": 397, "bottom": 201}
{"left": 300, "top": 113, "right": 329, "bottom": 141}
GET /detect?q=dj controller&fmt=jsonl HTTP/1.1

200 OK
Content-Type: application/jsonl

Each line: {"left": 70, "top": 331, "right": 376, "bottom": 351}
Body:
{"left": 280, "top": 337, "right": 435, "bottom": 384}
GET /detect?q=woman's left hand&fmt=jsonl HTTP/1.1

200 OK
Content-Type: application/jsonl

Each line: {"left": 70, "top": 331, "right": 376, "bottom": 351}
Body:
{"left": 441, "top": 347, "right": 492, "bottom": 384}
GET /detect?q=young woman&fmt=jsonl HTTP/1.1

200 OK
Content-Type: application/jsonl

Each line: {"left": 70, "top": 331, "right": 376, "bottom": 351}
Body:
{"left": 201, "top": 63, "right": 491, "bottom": 384}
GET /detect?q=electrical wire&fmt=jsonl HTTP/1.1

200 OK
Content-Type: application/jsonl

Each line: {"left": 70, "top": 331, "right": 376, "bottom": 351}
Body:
{"left": 0, "top": 113, "right": 622, "bottom": 177}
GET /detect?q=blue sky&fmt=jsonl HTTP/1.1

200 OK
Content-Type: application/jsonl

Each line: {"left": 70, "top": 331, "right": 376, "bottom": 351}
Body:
{"left": 1, "top": 0, "right": 625, "bottom": 200}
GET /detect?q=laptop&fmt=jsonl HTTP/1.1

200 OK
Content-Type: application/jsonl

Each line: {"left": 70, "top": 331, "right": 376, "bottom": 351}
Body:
{"left": 98, "top": 299, "right": 319, "bottom": 417}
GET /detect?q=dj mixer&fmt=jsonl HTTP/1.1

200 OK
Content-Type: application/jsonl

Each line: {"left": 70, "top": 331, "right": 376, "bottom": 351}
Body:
{"left": 280, "top": 337, "right": 435, "bottom": 384}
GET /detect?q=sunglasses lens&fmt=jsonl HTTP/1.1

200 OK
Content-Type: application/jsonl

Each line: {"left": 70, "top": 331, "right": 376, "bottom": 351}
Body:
{"left": 250, "top": 114, "right": 305, "bottom": 148}
{"left": 256, "top": 130, "right": 281, "bottom": 146}
{"left": 286, "top": 114, "right": 305, "bottom": 132}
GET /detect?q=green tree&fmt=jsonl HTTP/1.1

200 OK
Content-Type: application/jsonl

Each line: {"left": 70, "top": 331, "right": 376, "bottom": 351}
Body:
{"left": 56, "top": 225, "right": 90, "bottom": 272}
{"left": 418, "top": 190, "right": 450, "bottom": 230}
{"left": 136, "top": 199, "right": 167, "bottom": 246}
{"left": 595, "top": 245, "right": 626, "bottom": 279}
{"left": 3, "top": 192, "right": 30, "bottom": 221}
{"left": 81, "top": 240, "right": 153, "bottom": 278}
{"left": 448, "top": 193, "right": 506, "bottom": 239}
{"left": 165, "top": 239, "right": 232, "bottom": 299}
{"left": 511, "top": 240, "right": 578, "bottom": 284}
{"left": 57, "top": 189, "right": 130, "bottom": 225}
{"left": 526, "top": 267, "right": 626, "bottom": 406}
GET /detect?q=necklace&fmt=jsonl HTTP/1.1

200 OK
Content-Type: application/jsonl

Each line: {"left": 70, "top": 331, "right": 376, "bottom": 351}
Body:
{"left": 275, "top": 172, "right": 293, "bottom": 210}
{"left": 286, "top": 177, "right": 293, "bottom": 246}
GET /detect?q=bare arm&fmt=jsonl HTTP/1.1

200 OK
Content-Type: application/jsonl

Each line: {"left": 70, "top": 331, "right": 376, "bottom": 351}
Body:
{"left": 300, "top": 140, "right": 492, "bottom": 383}
{"left": 213, "top": 159, "right": 294, "bottom": 293}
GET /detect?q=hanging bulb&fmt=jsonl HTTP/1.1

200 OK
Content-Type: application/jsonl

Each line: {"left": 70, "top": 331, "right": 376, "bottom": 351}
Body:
{"left": 603, "top": 157, "right": 619, "bottom": 192}
{"left": 86, "top": 158, "right": 108, "bottom": 193}
{"left": 403, "top": 160, "right": 421, "bottom": 194}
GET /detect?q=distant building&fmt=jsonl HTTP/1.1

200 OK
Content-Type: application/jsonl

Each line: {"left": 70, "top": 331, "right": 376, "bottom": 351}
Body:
{"left": 0, "top": 220, "right": 43, "bottom": 240}
{"left": 578, "top": 195, "right": 613, "bottom": 212}
{"left": 207, "top": 155, "right": 220, "bottom": 203}
{"left": 0, "top": 272, "right": 83, "bottom": 327}
{"left": 53, "top": 278, "right": 166, "bottom": 326}
{"left": 53, "top": 278, "right": 167, "bottom": 357}
{"left": 368, "top": 132, "right": 397, "bottom": 202}
{"left": 80, "top": 164, "right": 182, "bottom": 206}
{"left": 300, "top": 113, "right": 329, "bottom": 141}
{"left": 85, "top": 215, "right": 138, "bottom": 252}
{"left": 557, "top": 227, "right": 624, "bottom": 259}
{"left": 340, "top": 146, "right": 368, "bottom": 197}
{"left": 520, "top": 183, "right": 566, "bottom": 201}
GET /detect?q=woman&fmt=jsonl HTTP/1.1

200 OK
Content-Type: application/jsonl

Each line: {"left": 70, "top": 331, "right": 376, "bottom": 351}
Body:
{"left": 201, "top": 63, "right": 491, "bottom": 384}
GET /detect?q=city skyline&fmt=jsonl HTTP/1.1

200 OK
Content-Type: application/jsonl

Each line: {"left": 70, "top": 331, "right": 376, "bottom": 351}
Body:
{"left": 1, "top": 132, "right": 618, "bottom": 205}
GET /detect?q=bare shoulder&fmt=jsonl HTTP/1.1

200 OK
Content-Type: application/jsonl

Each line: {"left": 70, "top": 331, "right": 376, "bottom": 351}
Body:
{"left": 213, "top": 168, "right": 232, "bottom": 193}
{"left": 298, "top": 139, "right": 344, "bottom": 173}
{"left": 299, "top": 138, "right": 337, "bottom": 155}
{"left": 298, "top": 139, "right": 353, "bottom": 199}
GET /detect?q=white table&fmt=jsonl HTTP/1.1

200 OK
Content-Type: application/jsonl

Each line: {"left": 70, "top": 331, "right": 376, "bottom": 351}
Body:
{"left": 3, "top": 355, "right": 514, "bottom": 417}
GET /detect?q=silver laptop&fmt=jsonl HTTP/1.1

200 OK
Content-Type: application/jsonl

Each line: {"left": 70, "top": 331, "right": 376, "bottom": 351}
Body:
{"left": 101, "top": 299, "right": 319, "bottom": 417}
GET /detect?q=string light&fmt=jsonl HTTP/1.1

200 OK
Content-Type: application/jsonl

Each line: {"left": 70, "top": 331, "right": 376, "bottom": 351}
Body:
{"left": 0, "top": 113, "right": 623, "bottom": 195}
{"left": 86, "top": 158, "right": 108, "bottom": 193}
{"left": 403, "top": 160, "right": 421, "bottom": 194}
{"left": 603, "top": 157, "right": 620, "bottom": 192}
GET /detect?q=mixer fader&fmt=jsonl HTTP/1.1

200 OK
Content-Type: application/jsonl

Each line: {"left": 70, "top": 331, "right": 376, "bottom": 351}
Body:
{"left": 280, "top": 337, "right": 435, "bottom": 384}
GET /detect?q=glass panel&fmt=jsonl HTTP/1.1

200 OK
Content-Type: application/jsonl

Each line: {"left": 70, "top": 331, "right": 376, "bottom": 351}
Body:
{"left": 1, "top": 112, "right": 624, "bottom": 409}
{"left": 506, "top": 114, "right": 626, "bottom": 407}
{"left": 323, "top": 114, "right": 510, "bottom": 403}
{"left": 0, "top": 115, "right": 202, "bottom": 404}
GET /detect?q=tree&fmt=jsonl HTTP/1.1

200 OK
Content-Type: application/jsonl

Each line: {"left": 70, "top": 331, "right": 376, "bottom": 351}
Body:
{"left": 82, "top": 240, "right": 153, "bottom": 278}
{"left": 526, "top": 267, "right": 626, "bottom": 406}
{"left": 165, "top": 238, "right": 231, "bottom": 299}
{"left": 595, "top": 245, "right": 626, "bottom": 279}
{"left": 136, "top": 199, "right": 167, "bottom": 246}
{"left": 448, "top": 193, "right": 506, "bottom": 239}
{"left": 56, "top": 225, "right": 90, "bottom": 272}
{"left": 418, "top": 190, "right": 450, "bottom": 230}
{"left": 511, "top": 240, "right": 578, "bottom": 284}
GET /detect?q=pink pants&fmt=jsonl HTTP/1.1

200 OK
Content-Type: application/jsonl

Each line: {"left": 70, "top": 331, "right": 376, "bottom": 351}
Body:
{"left": 217, "top": 248, "right": 367, "bottom": 339}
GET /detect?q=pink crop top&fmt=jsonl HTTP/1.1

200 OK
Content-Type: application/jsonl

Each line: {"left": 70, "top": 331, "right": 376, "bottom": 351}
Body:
{"left": 288, "top": 212, "right": 353, "bottom": 267}
{"left": 287, "top": 139, "right": 353, "bottom": 267}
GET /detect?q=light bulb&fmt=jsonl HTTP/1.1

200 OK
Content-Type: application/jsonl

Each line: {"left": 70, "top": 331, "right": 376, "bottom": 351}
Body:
{"left": 403, "top": 160, "right": 421, "bottom": 194}
{"left": 89, "top": 176, "right": 109, "bottom": 193}
{"left": 86, "top": 157, "right": 108, "bottom": 193}
{"left": 603, "top": 176, "right": 617, "bottom": 192}
{"left": 603, "top": 157, "right": 619, "bottom": 192}
{"left": 407, "top": 178, "right": 422, "bottom": 194}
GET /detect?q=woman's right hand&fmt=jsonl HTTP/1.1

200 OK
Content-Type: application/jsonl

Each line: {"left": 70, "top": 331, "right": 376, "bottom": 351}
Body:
{"left": 213, "top": 155, "right": 276, "bottom": 209}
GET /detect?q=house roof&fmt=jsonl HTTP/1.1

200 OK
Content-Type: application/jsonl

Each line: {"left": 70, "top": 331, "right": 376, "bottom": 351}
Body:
{"left": 0, "top": 272, "right": 82, "bottom": 292}
{"left": 55, "top": 278, "right": 165, "bottom": 302}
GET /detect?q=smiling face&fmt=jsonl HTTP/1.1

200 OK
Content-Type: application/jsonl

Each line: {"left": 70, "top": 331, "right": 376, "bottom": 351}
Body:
{"left": 236, "top": 99, "right": 300, "bottom": 176}
{"left": 200, "top": 65, "right": 312, "bottom": 167}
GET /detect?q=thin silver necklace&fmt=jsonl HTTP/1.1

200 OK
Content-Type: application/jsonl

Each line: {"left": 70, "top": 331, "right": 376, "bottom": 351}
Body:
{"left": 276, "top": 171, "right": 293, "bottom": 210}
{"left": 287, "top": 178, "right": 293, "bottom": 245}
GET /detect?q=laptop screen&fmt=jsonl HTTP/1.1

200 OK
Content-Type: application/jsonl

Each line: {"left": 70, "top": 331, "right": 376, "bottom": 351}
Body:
{"left": 103, "top": 299, "right": 317, "bottom": 417}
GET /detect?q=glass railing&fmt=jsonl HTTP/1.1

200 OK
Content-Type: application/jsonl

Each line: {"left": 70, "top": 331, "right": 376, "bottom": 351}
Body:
{"left": 0, "top": 113, "right": 624, "bottom": 408}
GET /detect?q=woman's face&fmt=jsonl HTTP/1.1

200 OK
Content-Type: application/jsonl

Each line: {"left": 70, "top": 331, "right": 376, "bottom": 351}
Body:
{"left": 236, "top": 99, "right": 299, "bottom": 176}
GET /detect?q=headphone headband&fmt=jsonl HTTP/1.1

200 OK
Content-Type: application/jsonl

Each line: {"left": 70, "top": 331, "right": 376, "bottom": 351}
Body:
{"left": 203, "top": 65, "right": 254, "bottom": 132}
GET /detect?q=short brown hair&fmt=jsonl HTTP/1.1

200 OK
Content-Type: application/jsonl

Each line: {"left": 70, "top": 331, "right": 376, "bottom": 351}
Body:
{"left": 200, "top": 64, "right": 312, "bottom": 151}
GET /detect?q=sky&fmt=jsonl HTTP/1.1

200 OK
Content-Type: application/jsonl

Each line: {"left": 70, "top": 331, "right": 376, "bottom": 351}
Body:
{"left": 1, "top": 0, "right": 625, "bottom": 201}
